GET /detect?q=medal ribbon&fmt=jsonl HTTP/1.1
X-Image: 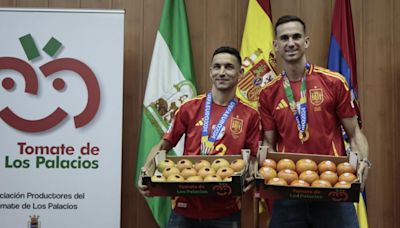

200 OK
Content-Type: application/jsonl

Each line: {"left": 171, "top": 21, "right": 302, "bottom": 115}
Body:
{"left": 282, "top": 63, "right": 310, "bottom": 143}
{"left": 201, "top": 92, "right": 237, "bottom": 155}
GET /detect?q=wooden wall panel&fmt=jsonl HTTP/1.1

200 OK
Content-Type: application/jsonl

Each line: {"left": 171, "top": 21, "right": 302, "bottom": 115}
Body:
{"left": 186, "top": 0, "right": 206, "bottom": 92}
{"left": 204, "top": 0, "right": 239, "bottom": 91}
{"left": 394, "top": 0, "right": 400, "bottom": 226}
{"left": 0, "top": 0, "right": 14, "bottom": 6}
{"left": 117, "top": 0, "right": 157, "bottom": 227}
{"left": 362, "top": 0, "right": 396, "bottom": 227}
{"left": 80, "top": 0, "right": 111, "bottom": 8}
{"left": 49, "top": 0, "right": 80, "bottom": 8}
{"left": 0, "top": 0, "right": 399, "bottom": 227}
{"left": 351, "top": 0, "right": 364, "bottom": 116}
{"left": 16, "top": 0, "right": 47, "bottom": 7}
{"left": 142, "top": 0, "right": 162, "bottom": 90}
{"left": 205, "top": 0, "right": 239, "bottom": 48}
{"left": 299, "top": 0, "right": 332, "bottom": 67}
{"left": 271, "top": 0, "right": 298, "bottom": 18}
{"left": 237, "top": 0, "right": 248, "bottom": 46}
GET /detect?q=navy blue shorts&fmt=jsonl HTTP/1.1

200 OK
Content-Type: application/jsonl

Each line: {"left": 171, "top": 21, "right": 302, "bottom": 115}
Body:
{"left": 269, "top": 200, "right": 359, "bottom": 228}
{"left": 167, "top": 210, "right": 241, "bottom": 228}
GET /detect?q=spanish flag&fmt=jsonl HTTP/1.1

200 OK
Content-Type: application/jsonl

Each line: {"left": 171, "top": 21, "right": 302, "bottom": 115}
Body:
{"left": 237, "top": 0, "right": 277, "bottom": 108}
{"left": 239, "top": 0, "right": 276, "bottom": 224}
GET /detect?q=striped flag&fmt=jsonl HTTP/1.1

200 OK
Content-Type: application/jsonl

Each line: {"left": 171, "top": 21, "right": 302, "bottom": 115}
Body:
{"left": 135, "top": 0, "right": 196, "bottom": 227}
{"left": 328, "top": 0, "right": 361, "bottom": 125}
{"left": 237, "top": 0, "right": 277, "bottom": 108}
{"left": 327, "top": 0, "right": 368, "bottom": 227}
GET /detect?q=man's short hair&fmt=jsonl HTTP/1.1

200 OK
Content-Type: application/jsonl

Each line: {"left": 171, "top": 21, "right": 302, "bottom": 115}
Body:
{"left": 212, "top": 46, "right": 242, "bottom": 66}
{"left": 274, "top": 15, "right": 306, "bottom": 35}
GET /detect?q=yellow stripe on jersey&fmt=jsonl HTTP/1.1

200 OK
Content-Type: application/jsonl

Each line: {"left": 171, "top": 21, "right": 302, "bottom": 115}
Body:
{"left": 308, "top": 64, "right": 315, "bottom": 73}
{"left": 313, "top": 66, "right": 341, "bottom": 76}
{"left": 332, "top": 141, "right": 339, "bottom": 157}
{"left": 238, "top": 98, "right": 259, "bottom": 113}
{"left": 175, "top": 94, "right": 206, "bottom": 116}
{"left": 184, "top": 94, "right": 206, "bottom": 104}
{"left": 313, "top": 67, "right": 347, "bottom": 81}
{"left": 313, "top": 67, "right": 349, "bottom": 91}
{"left": 313, "top": 67, "right": 346, "bottom": 81}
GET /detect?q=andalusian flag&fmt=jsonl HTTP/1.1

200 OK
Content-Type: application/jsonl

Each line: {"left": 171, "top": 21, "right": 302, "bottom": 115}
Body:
{"left": 237, "top": 0, "right": 277, "bottom": 108}
{"left": 135, "top": 0, "right": 196, "bottom": 227}
{"left": 327, "top": 0, "right": 368, "bottom": 227}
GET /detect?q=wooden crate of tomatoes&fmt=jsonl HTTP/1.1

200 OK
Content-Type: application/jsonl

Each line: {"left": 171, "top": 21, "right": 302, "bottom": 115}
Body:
{"left": 255, "top": 146, "right": 361, "bottom": 202}
{"left": 141, "top": 150, "right": 250, "bottom": 196}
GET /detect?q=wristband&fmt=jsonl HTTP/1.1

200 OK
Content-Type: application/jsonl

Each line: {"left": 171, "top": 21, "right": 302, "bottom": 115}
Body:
{"left": 360, "top": 158, "right": 372, "bottom": 168}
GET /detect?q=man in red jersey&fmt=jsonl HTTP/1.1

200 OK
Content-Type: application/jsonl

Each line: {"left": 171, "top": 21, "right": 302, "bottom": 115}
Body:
{"left": 259, "top": 15, "right": 370, "bottom": 227}
{"left": 139, "top": 46, "right": 260, "bottom": 228}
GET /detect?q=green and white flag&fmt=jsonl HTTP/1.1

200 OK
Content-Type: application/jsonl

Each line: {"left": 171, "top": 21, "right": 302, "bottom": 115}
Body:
{"left": 135, "top": 0, "right": 196, "bottom": 227}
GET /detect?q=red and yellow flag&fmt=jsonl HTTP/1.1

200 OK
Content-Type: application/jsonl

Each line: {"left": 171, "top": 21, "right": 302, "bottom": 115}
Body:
{"left": 237, "top": 0, "right": 277, "bottom": 108}
{"left": 238, "top": 0, "right": 276, "bottom": 223}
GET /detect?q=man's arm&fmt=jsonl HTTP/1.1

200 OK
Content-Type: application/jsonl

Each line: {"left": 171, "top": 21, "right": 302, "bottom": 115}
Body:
{"left": 142, "top": 139, "right": 173, "bottom": 171}
{"left": 341, "top": 116, "right": 370, "bottom": 190}
{"left": 263, "top": 130, "right": 277, "bottom": 152}
{"left": 138, "top": 139, "right": 173, "bottom": 196}
{"left": 341, "top": 117, "right": 369, "bottom": 160}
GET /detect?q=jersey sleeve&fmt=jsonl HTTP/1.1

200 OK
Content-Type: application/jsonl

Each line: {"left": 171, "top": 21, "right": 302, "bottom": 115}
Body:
{"left": 259, "top": 89, "right": 277, "bottom": 131}
{"left": 335, "top": 78, "right": 356, "bottom": 119}
{"left": 163, "top": 105, "right": 187, "bottom": 147}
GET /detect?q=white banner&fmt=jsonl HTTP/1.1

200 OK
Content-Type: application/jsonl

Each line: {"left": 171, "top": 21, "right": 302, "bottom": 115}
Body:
{"left": 0, "top": 8, "right": 124, "bottom": 228}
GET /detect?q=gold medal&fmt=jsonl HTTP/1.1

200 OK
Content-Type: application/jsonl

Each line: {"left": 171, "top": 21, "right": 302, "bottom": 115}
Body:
{"left": 298, "top": 126, "right": 310, "bottom": 143}
{"left": 201, "top": 141, "right": 215, "bottom": 155}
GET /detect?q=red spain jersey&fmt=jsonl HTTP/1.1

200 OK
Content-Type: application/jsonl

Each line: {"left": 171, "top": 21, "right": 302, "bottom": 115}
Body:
{"left": 163, "top": 94, "right": 260, "bottom": 219}
{"left": 164, "top": 94, "right": 260, "bottom": 156}
{"left": 259, "top": 65, "right": 356, "bottom": 156}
